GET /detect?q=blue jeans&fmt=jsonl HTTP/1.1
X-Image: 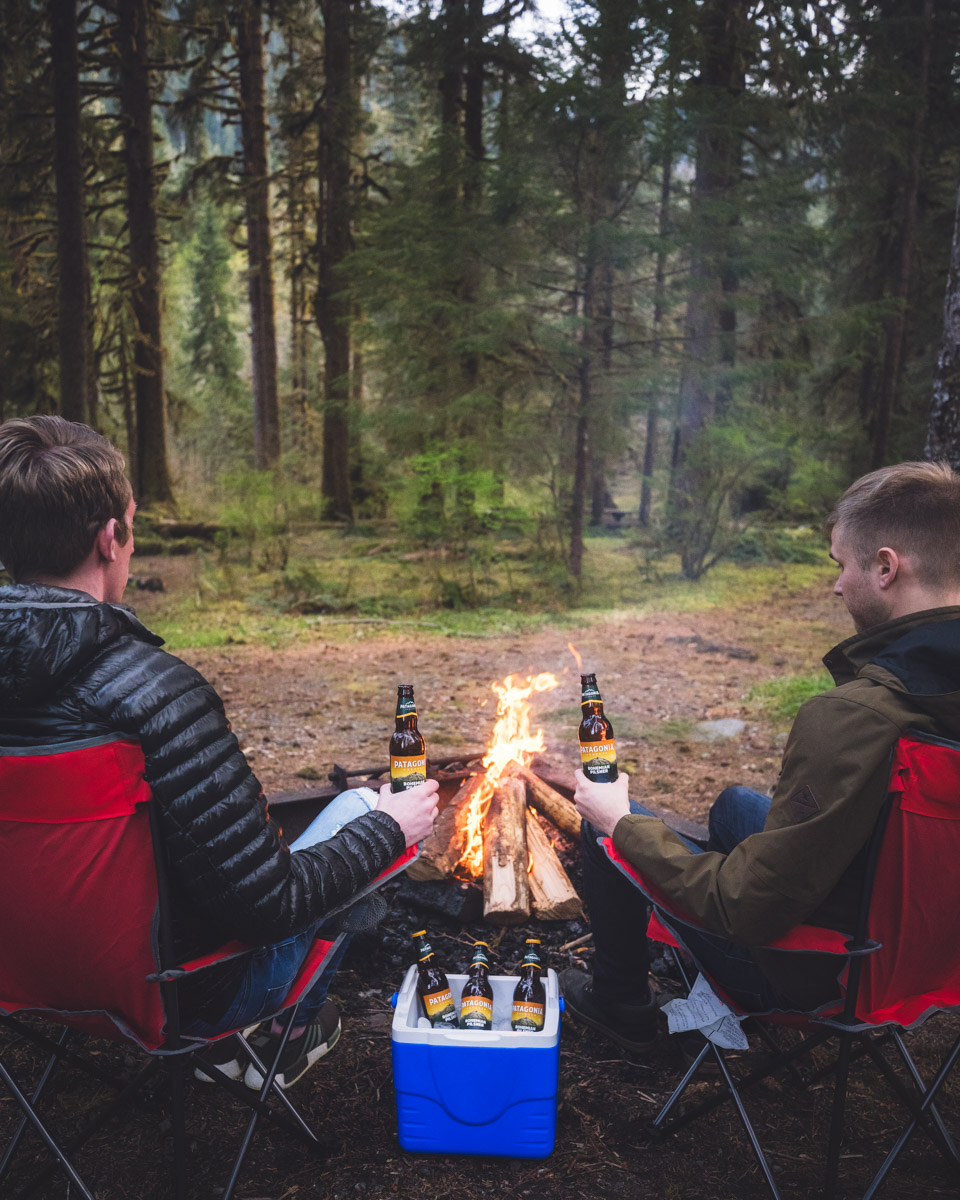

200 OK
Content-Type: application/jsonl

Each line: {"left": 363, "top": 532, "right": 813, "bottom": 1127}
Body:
{"left": 183, "top": 787, "right": 378, "bottom": 1038}
{"left": 581, "top": 786, "right": 792, "bottom": 1013}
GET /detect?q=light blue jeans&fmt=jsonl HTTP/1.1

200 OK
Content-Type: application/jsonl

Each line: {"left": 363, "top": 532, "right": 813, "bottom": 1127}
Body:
{"left": 183, "top": 788, "right": 379, "bottom": 1037}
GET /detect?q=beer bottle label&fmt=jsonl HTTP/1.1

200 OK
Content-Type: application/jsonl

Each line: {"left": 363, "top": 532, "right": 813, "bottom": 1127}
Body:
{"left": 581, "top": 682, "right": 602, "bottom": 703}
{"left": 391, "top": 754, "right": 427, "bottom": 789}
{"left": 422, "top": 986, "right": 457, "bottom": 1026}
{"left": 580, "top": 740, "right": 618, "bottom": 782}
{"left": 470, "top": 945, "right": 492, "bottom": 970}
{"left": 520, "top": 949, "right": 542, "bottom": 969}
{"left": 460, "top": 995, "right": 493, "bottom": 1029}
{"left": 511, "top": 1000, "right": 545, "bottom": 1032}
{"left": 396, "top": 695, "right": 417, "bottom": 717}
{"left": 416, "top": 939, "right": 435, "bottom": 960}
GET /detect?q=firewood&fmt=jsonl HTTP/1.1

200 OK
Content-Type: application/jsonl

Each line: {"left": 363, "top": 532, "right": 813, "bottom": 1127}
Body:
{"left": 512, "top": 763, "right": 581, "bottom": 840}
{"left": 525, "top": 809, "right": 583, "bottom": 921}
{"left": 405, "top": 774, "right": 485, "bottom": 881}
{"left": 482, "top": 777, "right": 530, "bottom": 925}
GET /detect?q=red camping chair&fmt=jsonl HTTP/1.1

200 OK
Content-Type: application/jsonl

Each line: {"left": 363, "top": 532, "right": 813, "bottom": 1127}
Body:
{"left": 601, "top": 731, "right": 960, "bottom": 1200}
{"left": 0, "top": 735, "right": 417, "bottom": 1200}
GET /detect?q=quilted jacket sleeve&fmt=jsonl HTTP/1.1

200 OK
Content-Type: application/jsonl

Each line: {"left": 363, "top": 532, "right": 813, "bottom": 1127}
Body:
{"left": 81, "top": 637, "right": 405, "bottom": 946}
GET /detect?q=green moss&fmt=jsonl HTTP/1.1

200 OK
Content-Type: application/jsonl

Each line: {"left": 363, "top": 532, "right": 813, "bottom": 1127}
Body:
{"left": 747, "top": 671, "right": 833, "bottom": 721}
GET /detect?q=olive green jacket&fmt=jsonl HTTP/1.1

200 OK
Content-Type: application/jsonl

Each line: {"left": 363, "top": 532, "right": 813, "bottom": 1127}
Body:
{"left": 613, "top": 607, "right": 960, "bottom": 1006}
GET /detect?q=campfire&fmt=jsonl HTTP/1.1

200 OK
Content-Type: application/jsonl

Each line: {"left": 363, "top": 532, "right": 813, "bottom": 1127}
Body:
{"left": 407, "top": 673, "right": 583, "bottom": 925}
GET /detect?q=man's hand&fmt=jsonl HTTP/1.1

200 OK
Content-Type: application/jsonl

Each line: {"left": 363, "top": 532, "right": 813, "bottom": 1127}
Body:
{"left": 573, "top": 769, "right": 631, "bottom": 837}
{"left": 377, "top": 778, "right": 440, "bottom": 848}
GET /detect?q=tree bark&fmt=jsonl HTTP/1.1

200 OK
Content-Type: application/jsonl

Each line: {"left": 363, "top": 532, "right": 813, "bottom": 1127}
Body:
{"left": 526, "top": 809, "right": 582, "bottom": 921}
{"left": 926, "top": 179, "right": 960, "bottom": 467}
{"left": 237, "top": 0, "right": 281, "bottom": 470}
{"left": 316, "top": 0, "right": 355, "bottom": 519}
{"left": 512, "top": 764, "right": 581, "bottom": 840}
{"left": 115, "top": 0, "right": 174, "bottom": 507}
{"left": 872, "top": 0, "right": 934, "bottom": 469}
{"left": 640, "top": 100, "right": 675, "bottom": 527}
{"left": 671, "top": 0, "right": 746, "bottom": 577}
{"left": 50, "top": 0, "right": 90, "bottom": 424}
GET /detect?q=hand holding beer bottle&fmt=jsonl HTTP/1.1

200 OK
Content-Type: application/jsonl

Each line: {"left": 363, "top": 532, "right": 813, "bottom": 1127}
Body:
{"left": 572, "top": 671, "right": 631, "bottom": 836}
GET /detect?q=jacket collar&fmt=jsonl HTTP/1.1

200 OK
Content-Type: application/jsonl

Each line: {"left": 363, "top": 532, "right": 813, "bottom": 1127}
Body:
{"left": 822, "top": 606, "right": 960, "bottom": 686}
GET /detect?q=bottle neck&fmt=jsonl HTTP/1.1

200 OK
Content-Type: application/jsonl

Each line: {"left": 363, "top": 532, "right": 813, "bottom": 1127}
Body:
{"left": 581, "top": 700, "right": 604, "bottom": 718}
{"left": 395, "top": 714, "right": 419, "bottom": 732}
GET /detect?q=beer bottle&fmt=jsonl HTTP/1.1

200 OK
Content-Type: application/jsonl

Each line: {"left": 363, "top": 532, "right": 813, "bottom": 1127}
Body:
{"left": 578, "top": 672, "right": 618, "bottom": 783}
{"left": 390, "top": 684, "right": 426, "bottom": 793}
{"left": 412, "top": 929, "right": 458, "bottom": 1029}
{"left": 511, "top": 938, "right": 546, "bottom": 1032}
{"left": 459, "top": 941, "right": 494, "bottom": 1031}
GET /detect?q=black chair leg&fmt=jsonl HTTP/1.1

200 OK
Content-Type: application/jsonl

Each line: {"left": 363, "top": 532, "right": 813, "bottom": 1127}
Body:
{"left": 823, "top": 1030, "right": 853, "bottom": 1200}
{"left": 165, "top": 1055, "right": 189, "bottom": 1200}
{"left": 862, "top": 1031, "right": 960, "bottom": 1200}
{"left": 0, "top": 1054, "right": 97, "bottom": 1200}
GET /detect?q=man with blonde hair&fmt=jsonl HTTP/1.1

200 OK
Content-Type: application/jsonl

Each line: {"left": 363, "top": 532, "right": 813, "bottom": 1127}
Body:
{"left": 0, "top": 415, "right": 439, "bottom": 1088}
{"left": 563, "top": 462, "right": 960, "bottom": 1050}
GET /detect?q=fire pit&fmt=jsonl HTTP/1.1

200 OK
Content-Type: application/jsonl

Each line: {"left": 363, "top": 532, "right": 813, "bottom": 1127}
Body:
{"left": 406, "top": 673, "right": 583, "bottom": 925}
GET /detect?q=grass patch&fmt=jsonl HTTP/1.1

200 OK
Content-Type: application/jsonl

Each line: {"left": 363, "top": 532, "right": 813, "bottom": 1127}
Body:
{"left": 747, "top": 671, "right": 833, "bottom": 721}
{"left": 132, "top": 524, "right": 836, "bottom": 651}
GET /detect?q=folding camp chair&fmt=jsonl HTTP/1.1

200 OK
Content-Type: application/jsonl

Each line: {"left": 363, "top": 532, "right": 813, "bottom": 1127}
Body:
{"left": 601, "top": 730, "right": 960, "bottom": 1200}
{"left": 0, "top": 734, "right": 417, "bottom": 1200}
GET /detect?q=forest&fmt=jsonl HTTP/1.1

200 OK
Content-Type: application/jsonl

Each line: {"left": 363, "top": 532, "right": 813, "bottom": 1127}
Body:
{"left": 3, "top": 0, "right": 960, "bottom": 602}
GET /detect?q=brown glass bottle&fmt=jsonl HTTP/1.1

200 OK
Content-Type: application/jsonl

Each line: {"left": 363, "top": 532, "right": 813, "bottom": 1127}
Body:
{"left": 578, "top": 673, "right": 618, "bottom": 783}
{"left": 459, "top": 941, "right": 494, "bottom": 1030}
{"left": 511, "top": 938, "right": 546, "bottom": 1032}
{"left": 412, "top": 929, "right": 458, "bottom": 1028}
{"left": 390, "top": 684, "right": 426, "bottom": 793}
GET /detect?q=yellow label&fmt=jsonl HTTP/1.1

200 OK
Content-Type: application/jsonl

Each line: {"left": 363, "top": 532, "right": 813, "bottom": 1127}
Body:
{"left": 580, "top": 740, "right": 617, "bottom": 779}
{"left": 511, "top": 1001, "right": 545, "bottom": 1032}
{"left": 391, "top": 755, "right": 427, "bottom": 789}
{"left": 423, "top": 987, "right": 456, "bottom": 1024}
{"left": 460, "top": 996, "right": 493, "bottom": 1027}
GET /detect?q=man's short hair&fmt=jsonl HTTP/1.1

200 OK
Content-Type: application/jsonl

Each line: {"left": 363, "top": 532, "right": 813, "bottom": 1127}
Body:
{"left": 826, "top": 461, "right": 960, "bottom": 587}
{"left": 0, "top": 416, "right": 132, "bottom": 582}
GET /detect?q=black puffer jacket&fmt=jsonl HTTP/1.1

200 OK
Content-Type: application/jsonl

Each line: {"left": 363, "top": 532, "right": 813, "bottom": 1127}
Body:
{"left": 0, "top": 585, "right": 406, "bottom": 955}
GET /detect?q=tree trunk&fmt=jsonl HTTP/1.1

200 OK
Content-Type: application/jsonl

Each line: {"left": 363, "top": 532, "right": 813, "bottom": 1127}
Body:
{"left": 237, "top": 1, "right": 280, "bottom": 470}
{"left": 115, "top": 0, "right": 174, "bottom": 507}
{"left": 671, "top": 0, "right": 746, "bottom": 576}
{"left": 316, "top": 0, "right": 354, "bottom": 519}
{"left": 640, "top": 99, "right": 675, "bottom": 527}
{"left": 50, "top": 0, "right": 90, "bottom": 424}
{"left": 926, "top": 179, "right": 960, "bottom": 467}
{"left": 872, "top": 0, "right": 934, "bottom": 469}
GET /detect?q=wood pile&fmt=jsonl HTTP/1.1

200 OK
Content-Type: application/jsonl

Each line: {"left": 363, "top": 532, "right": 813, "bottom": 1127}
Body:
{"left": 407, "top": 761, "right": 583, "bottom": 925}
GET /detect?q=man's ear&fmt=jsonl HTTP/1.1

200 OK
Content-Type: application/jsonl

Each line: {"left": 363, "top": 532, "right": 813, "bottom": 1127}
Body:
{"left": 96, "top": 518, "right": 120, "bottom": 564}
{"left": 876, "top": 546, "right": 900, "bottom": 588}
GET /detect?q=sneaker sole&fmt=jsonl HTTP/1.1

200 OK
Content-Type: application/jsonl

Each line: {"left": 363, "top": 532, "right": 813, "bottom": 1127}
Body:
{"left": 243, "top": 1019, "right": 342, "bottom": 1091}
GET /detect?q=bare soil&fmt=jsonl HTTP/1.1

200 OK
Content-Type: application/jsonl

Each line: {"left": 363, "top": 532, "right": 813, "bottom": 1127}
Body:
{"left": 3, "top": 579, "right": 957, "bottom": 1199}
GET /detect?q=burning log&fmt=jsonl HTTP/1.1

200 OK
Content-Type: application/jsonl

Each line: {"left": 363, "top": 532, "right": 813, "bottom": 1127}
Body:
{"left": 512, "top": 763, "right": 581, "bottom": 840}
{"left": 405, "top": 775, "right": 485, "bottom": 882}
{"left": 482, "top": 776, "right": 530, "bottom": 925}
{"left": 525, "top": 809, "right": 582, "bottom": 921}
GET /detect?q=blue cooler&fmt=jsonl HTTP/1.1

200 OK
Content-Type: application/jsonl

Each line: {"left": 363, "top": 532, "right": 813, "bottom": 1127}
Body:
{"left": 391, "top": 965, "right": 562, "bottom": 1158}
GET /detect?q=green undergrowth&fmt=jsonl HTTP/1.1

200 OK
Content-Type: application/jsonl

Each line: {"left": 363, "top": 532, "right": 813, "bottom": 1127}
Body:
{"left": 747, "top": 670, "right": 833, "bottom": 722}
{"left": 134, "top": 527, "right": 836, "bottom": 652}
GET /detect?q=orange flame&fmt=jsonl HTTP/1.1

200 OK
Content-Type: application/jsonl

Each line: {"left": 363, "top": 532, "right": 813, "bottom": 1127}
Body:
{"left": 568, "top": 642, "right": 583, "bottom": 672}
{"left": 456, "top": 672, "right": 559, "bottom": 876}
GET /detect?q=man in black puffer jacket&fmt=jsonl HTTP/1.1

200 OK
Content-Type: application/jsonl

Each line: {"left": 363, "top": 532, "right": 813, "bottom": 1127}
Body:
{"left": 0, "top": 416, "right": 439, "bottom": 1089}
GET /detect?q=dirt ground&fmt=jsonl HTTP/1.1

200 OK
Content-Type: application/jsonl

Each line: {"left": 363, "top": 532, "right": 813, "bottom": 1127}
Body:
{"left": 3, "top": 577, "right": 958, "bottom": 1199}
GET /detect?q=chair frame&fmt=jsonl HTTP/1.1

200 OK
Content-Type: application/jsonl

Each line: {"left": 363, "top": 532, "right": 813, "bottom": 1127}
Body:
{"left": 604, "top": 730, "right": 960, "bottom": 1199}
{"left": 0, "top": 793, "right": 415, "bottom": 1200}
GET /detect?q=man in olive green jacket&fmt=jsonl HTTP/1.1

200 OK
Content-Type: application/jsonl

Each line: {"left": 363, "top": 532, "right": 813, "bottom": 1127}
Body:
{"left": 562, "top": 462, "right": 960, "bottom": 1051}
